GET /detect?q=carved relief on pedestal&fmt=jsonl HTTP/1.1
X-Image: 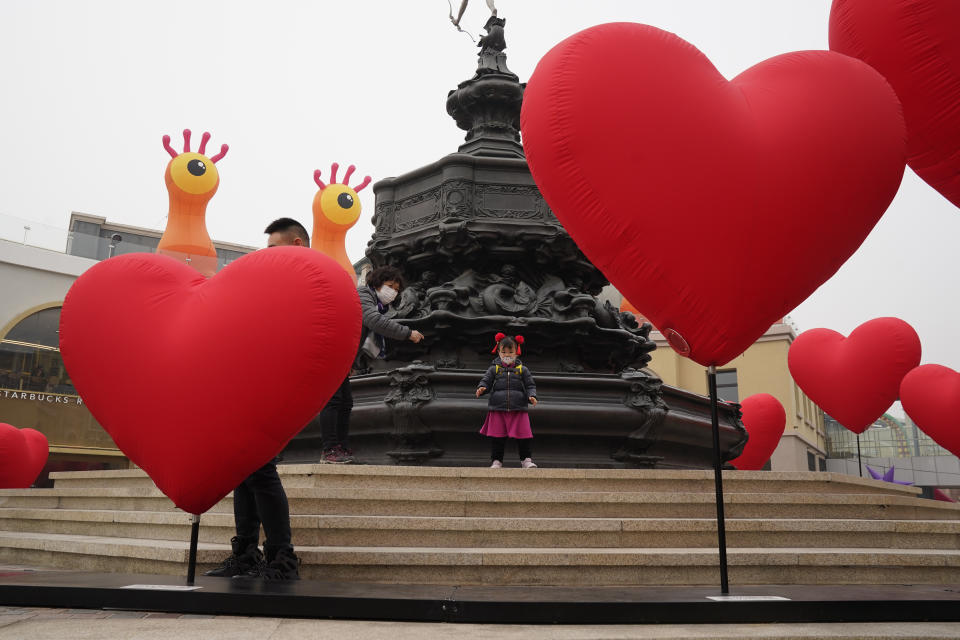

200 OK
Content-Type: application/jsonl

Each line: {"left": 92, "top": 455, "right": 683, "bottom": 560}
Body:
{"left": 612, "top": 368, "right": 669, "bottom": 467}
{"left": 383, "top": 362, "right": 443, "bottom": 465}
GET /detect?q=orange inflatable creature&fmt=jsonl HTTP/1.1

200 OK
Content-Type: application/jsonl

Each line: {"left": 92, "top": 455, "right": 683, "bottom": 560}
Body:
{"left": 312, "top": 163, "right": 371, "bottom": 284}
{"left": 157, "top": 129, "right": 229, "bottom": 277}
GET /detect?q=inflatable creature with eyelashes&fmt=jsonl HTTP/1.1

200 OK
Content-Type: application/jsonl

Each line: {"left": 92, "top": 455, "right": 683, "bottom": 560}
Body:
{"left": 157, "top": 129, "right": 229, "bottom": 277}
{"left": 311, "top": 162, "right": 371, "bottom": 284}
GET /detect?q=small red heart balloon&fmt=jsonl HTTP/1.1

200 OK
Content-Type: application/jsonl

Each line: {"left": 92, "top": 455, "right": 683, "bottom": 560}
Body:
{"left": 830, "top": 0, "right": 960, "bottom": 208}
{"left": 521, "top": 23, "right": 906, "bottom": 366}
{"left": 59, "top": 248, "right": 361, "bottom": 514}
{"left": 729, "top": 394, "right": 786, "bottom": 471}
{"left": 900, "top": 364, "right": 960, "bottom": 458}
{"left": 20, "top": 428, "right": 49, "bottom": 483}
{"left": 0, "top": 424, "right": 47, "bottom": 488}
{"left": 788, "top": 318, "right": 921, "bottom": 434}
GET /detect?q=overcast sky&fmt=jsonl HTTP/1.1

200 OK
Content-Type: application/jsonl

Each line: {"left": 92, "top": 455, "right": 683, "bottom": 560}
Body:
{"left": 1, "top": 0, "right": 958, "bottom": 373}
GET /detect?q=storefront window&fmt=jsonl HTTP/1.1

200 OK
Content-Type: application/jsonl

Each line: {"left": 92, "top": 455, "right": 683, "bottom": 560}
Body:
{"left": 1, "top": 307, "right": 75, "bottom": 394}
{"left": 0, "top": 306, "right": 115, "bottom": 449}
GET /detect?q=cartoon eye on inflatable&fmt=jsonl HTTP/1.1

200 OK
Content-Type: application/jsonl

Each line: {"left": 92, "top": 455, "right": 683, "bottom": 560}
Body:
{"left": 314, "top": 163, "right": 370, "bottom": 226}
{"left": 168, "top": 152, "right": 219, "bottom": 195}
{"left": 156, "top": 130, "right": 229, "bottom": 277}
{"left": 311, "top": 162, "right": 371, "bottom": 284}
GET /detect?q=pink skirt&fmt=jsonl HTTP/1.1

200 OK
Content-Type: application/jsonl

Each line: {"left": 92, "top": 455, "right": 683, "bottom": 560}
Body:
{"left": 480, "top": 411, "right": 533, "bottom": 439}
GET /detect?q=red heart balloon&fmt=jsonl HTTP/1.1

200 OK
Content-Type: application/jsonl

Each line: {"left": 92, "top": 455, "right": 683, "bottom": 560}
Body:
{"left": 830, "top": 0, "right": 960, "bottom": 208}
{"left": 729, "top": 394, "right": 786, "bottom": 471}
{"left": 788, "top": 318, "right": 921, "bottom": 434}
{"left": 59, "top": 248, "right": 361, "bottom": 514}
{"left": 900, "top": 364, "right": 960, "bottom": 458}
{"left": 20, "top": 428, "right": 48, "bottom": 484}
{"left": 521, "top": 23, "right": 906, "bottom": 366}
{"left": 0, "top": 424, "right": 46, "bottom": 488}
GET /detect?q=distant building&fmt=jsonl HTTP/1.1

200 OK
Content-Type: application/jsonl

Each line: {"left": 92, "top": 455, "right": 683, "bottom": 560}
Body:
{"left": 67, "top": 212, "right": 254, "bottom": 270}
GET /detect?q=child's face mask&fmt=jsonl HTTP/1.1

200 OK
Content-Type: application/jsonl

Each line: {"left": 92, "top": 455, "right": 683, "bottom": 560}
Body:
{"left": 499, "top": 347, "right": 517, "bottom": 365}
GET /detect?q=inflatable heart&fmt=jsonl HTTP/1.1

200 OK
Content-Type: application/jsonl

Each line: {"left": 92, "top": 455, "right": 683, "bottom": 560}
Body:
{"left": 521, "top": 23, "right": 906, "bottom": 366}
{"left": 830, "top": 0, "right": 960, "bottom": 208}
{"left": 788, "top": 318, "right": 921, "bottom": 434}
{"left": 21, "top": 428, "right": 49, "bottom": 483}
{"left": 0, "top": 424, "right": 48, "bottom": 488}
{"left": 729, "top": 394, "right": 786, "bottom": 471}
{"left": 900, "top": 364, "right": 960, "bottom": 458}
{"left": 59, "top": 248, "right": 361, "bottom": 514}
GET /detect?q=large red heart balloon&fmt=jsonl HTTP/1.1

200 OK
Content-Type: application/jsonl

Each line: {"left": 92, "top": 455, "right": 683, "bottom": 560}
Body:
{"left": 830, "top": 0, "right": 960, "bottom": 208}
{"left": 729, "top": 394, "right": 786, "bottom": 471}
{"left": 0, "top": 424, "right": 48, "bottom": 488}
{"left": 900, "top": 364, "right": 960, "bottom": 458}
{"left": 788, "top": 318, "right": 921, "bottom": 434}
{"left": 521, "top": 23, "right": 907, "bottom": 366}
{"left": 59, "top": 248, "right": 361, "bottom": 514}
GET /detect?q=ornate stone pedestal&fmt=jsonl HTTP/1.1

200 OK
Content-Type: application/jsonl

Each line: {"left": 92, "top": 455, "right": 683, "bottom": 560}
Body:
{"left": 284, "top": 12, "right": 747, "bottom": 468}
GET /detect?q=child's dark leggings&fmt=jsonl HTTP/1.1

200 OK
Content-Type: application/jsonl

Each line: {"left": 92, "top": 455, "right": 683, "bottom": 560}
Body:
{"left": 489, "top": 436, "right": 532, "bottom": 462}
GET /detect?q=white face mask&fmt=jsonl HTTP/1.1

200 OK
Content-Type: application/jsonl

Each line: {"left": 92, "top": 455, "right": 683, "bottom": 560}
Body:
{"left": 500, "top": 355, "right": 516, "bottom": 366}
{"left": 377, "top": 285, "right": 398, "bottom": 305}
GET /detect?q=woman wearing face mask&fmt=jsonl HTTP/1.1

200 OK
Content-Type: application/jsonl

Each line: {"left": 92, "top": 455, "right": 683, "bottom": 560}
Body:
{"left": 318, "top": 265, "right": 425, "bottom": 464}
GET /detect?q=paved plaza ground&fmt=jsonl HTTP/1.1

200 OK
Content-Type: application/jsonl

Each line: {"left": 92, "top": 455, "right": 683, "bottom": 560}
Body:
{"left": 2, "top": 605, "right": 960, "bottom": 640}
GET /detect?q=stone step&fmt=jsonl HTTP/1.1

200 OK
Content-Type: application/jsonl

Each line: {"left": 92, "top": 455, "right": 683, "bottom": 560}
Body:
{"left": 1, "top": 509, "right": 957, "bottom": 550}
{"left": 47, "top": 466, "right": 925, "bottom": 498}
{"left": 0, "top": 531, "right": 957, "bottom": 586}
{"left": 2, "top": 486, "right": 958, "bottom": 520}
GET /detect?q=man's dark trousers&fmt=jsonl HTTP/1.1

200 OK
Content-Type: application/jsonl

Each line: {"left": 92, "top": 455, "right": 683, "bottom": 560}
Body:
{"left": 233, "top": 460, "right": 292, "bottom": 560}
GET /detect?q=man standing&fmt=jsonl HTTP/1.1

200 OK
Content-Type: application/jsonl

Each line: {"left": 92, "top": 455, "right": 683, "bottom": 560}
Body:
{"left": 204, "top": 218, "right": 309, "bottom": 581}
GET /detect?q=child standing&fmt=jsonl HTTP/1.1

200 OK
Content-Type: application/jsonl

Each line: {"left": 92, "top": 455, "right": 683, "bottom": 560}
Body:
{"left": 476, "top": 333, "right": 538, "bottom": 468}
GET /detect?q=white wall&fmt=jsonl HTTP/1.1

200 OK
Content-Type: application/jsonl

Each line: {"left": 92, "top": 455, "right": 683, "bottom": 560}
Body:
{"left": 0, "top": 239, "right": 96, "bottom": 333}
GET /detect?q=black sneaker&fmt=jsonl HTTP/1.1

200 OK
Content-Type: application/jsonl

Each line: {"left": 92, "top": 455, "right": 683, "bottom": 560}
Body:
{"left": 235, "top": 548, "right": 300, "bottom": 581}
{"left": 205, "top": 537, "right": 264, "bottom": 577}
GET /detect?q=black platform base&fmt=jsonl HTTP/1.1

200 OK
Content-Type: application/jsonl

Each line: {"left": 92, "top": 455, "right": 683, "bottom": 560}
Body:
{"left": 2, "top": 570, "right": 959, "bottom": 624}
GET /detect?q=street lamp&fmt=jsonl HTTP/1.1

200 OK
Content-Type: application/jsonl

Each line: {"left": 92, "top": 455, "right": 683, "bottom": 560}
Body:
{"left": 107, "top": 233, "right": 122, "bottom": 258}
{"left": 22, "top": 225, "right": 31, "bottom": 244}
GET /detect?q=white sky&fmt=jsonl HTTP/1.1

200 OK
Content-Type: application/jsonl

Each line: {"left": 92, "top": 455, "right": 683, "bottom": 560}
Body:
{"left": 1, "top": 0, "right": 958, "bottom": 372}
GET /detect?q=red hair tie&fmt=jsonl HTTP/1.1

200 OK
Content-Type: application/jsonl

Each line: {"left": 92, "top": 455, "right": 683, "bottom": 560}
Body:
{"left": 491, "top": 332, "right": 506, "bottom": 353}
{"left": 515, "top": 335, "right": 524, "bottom": 355}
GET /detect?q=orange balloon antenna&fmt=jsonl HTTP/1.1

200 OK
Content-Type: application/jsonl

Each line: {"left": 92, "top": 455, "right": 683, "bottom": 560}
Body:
{"left": 313, "top": 162, "right": 372, "bottom": 192}
{"left": 162, "top": 129, "right": 228, "bottom": 163}
{"left": 210, "top": 144, "right": 229, "bottom": 164}
{"left": 353, "top": 176, "right": 372, "bottom": 192}
{"left": 162, "top": 135, "right": 178, "bottom": 159}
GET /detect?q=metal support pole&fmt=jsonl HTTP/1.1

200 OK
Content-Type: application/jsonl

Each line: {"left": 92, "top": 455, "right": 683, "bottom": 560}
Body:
{"left": 186, "top": 513, "right": 201, "bottom": 585}
{"left": 707, "top": 365, "right": 730, "bottom": 594}
{"left": 856, "top": 434, "right": 863, "bottom": 477}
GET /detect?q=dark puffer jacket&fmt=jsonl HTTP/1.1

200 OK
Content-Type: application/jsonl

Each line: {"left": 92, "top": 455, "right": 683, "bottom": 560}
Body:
{"left": 477, "top": 357, "right": 537, "bottom": 412}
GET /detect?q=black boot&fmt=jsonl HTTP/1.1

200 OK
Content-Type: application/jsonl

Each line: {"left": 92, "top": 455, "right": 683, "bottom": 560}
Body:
{"left": 236, "top": 547, "right": 300, "bottom": 581}
{"left": 204, "top": 536, "right": 264, "bottom": 577}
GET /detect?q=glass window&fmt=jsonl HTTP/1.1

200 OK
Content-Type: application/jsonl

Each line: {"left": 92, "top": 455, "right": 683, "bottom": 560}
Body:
{"left": 1, "top": 307, "right": 114, "bottom": 449}
{"left": 807, "top": 451, "right": 816, "bottom": 471}
{"left": 714, "top": 369, "right": 738, "bottom": 402}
